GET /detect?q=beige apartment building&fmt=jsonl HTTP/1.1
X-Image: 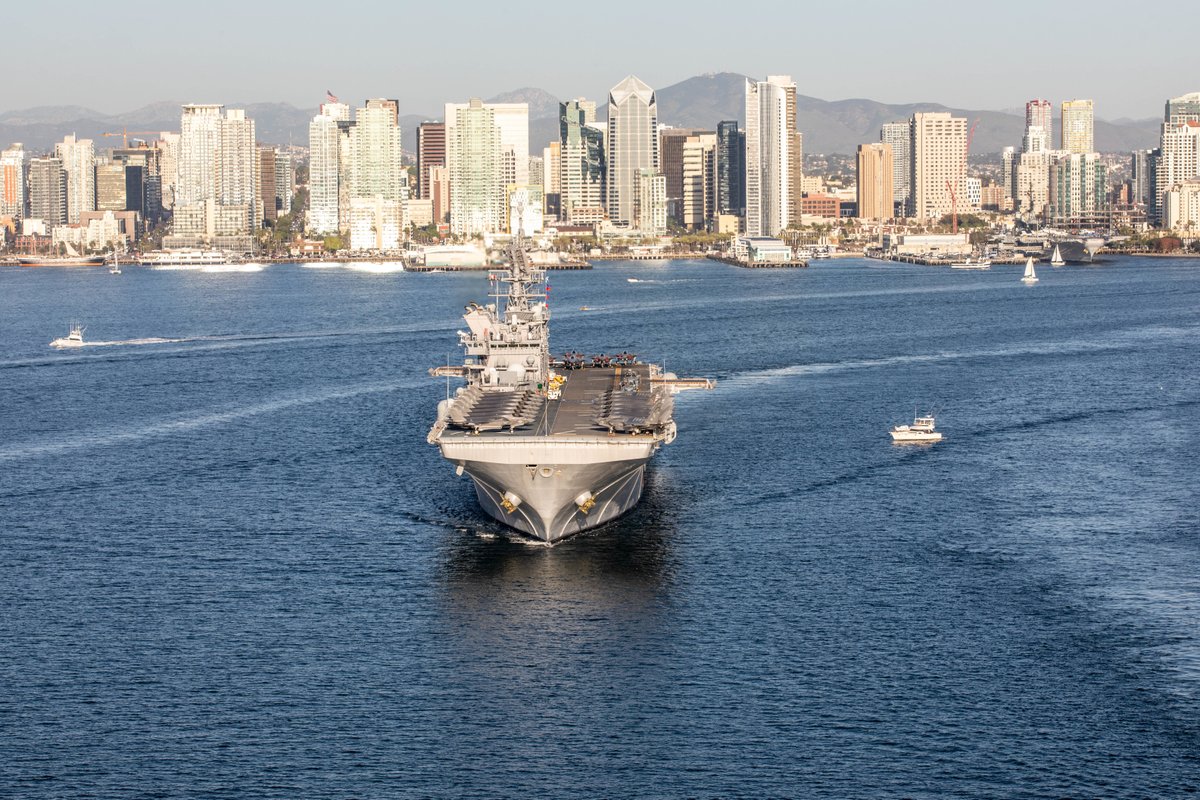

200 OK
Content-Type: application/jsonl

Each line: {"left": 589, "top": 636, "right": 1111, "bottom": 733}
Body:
{"left": 856, "top": 142, "right": 894, "bottom": 220}
{"left": 910, "top": 112, "right": 967, "bottom": 222}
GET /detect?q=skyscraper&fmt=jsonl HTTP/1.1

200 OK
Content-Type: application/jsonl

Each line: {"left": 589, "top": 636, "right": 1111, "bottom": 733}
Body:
{"left": 909, "top": 112, "right": 968, "bottom": 222}
{"left": 1165, "top": 92, "right": 1200, "bottom": 126}
{"left": 660, "top": 127, "right": 705, "bottom": 224}
{"left": 28, "top": 157, "right": 67, "bottom": 229}
{"left": 1048, "top": 152, "right": 1107, "bottom": 225}
{"left": 307, "top": 101, "right": 350, "bottom": 236}
{"left": 274, "top": 151, "right": 294, "bottom": 217}
{"left": 417, "top": 122, "right": 446, "bottom": 200}
{"left": 856, "top": 142, "right": 894, "bottom": 220}
{"left": 257, "top": 147, "right": 277, "bottom": 223}
{"left": 1026, "top": 99, "right": 1053, "bottom": 145}
{"left": 606, "top": 75, "right": 658, "bottom": 226}
{"left": 447, "top": 98, "right": 502, "bottom": 235}
{"left": 635, "top": 169, "right": 666, "bottom": 235}
{"left": 215, "top": 109, "right": 257, "bottom": 237}
{"left": 55, "top": 134, "right": 95, "bottom": 224}
{"left": 174, "top": 104, "right": 223, "bottom": 238}
{"left": 445, "top": 99, "right": 529, "bottom": 234}
{"left": 880, "top": 121, "right": 911, "bottom": 214}
{"left": 680, "top": 132, "right": 717, "bottom": 230}
{"left": 745, "top": 75, "right": 798, "bottom": 236}
{"left": 1061, "top": 99, "right": 1094, "bottom": 154}
{"left": 1154, "top": 92, "right": 1200, "bottom": 224}
{"left": 348, "top": 99, "right": 406, "bottom": 250}
{"left": 1130, "top": 149, "right": 1156, "bottom": 207}
{"left": 559, "top": 99, "right": 605, "bottom": 224}
{"left": 715, "top": 121, "right": 745, "bottom": 217}
{"left": 1, "top": 143, "right": 25, "bottom": 220}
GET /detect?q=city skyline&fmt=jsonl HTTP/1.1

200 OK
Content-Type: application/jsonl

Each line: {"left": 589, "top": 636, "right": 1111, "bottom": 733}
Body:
{"left": 4, "top": 0, "right": 1198, "bottom": 121}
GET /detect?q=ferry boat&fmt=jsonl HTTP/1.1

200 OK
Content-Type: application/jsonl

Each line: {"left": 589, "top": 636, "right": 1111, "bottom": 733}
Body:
{"left": 50, "top": 323, "right": 86, "bottom": 348}
{"left": 139, "top": 249, "right": 233, "bottom": 267}
{"left": 890, "top": 414, "right": 943, "bottom": 443}
{"left": 950, "top": 256, "right": 991, "bottom": 270}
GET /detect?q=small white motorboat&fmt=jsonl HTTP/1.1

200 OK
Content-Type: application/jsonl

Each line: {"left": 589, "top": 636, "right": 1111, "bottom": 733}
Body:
{"left": 51, "top": 322, "right": 86, "bottom": 348}
{"left": 890, "top": 414, "right": 943, "bottom": 444}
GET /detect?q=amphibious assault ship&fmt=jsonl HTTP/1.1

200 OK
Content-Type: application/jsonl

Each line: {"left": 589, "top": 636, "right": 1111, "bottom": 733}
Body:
{"left": 428, "top": 241, "right": 713, "bottom": 543}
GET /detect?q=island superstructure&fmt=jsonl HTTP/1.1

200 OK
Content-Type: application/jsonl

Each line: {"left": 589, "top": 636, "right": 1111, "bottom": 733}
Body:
{"left": 427, "top": 240, "right": 713, "bottom": 543}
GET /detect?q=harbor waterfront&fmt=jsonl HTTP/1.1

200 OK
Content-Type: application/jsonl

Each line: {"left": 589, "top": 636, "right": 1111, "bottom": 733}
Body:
{"left": 1, "top": 258, "right": 1198, "bottom": 796}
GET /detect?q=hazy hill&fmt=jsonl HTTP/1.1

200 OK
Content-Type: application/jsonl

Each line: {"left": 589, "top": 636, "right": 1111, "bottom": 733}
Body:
{"left": 0, "top": 74, "right": 1161, "bottom": 155}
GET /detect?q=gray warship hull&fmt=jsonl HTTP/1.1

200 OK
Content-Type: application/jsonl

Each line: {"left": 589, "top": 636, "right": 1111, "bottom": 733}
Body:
{"left": 428, "top": 241, "right": 710, "bottom": 544}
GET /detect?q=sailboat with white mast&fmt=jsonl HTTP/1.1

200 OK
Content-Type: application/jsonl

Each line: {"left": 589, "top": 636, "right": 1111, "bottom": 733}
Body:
{"left": 1021, "top": 256, "right": 1038, "bottom": 284}
{"left": 1050, "top": 244, "right": 1065, "bottom": 266}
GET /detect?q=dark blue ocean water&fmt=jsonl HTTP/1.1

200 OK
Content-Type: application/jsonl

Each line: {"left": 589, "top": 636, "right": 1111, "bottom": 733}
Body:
{"left": 1, "top": 257, "right": 1198, "bottom": 798}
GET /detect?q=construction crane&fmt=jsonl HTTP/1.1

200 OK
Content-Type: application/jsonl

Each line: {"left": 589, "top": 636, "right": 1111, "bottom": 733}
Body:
{"left": 946, "top": 119, "right": 981, "bottom": 235}
{"left": 102, "top": 128, "right": 162, "bottom": 148}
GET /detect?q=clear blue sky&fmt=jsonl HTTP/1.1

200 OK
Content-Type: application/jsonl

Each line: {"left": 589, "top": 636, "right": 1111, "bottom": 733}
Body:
{"left": 7, "top": 0, "right": 1194, "bottom": 119}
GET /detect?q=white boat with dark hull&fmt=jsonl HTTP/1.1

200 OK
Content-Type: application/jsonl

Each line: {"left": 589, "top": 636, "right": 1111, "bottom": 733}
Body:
{"left": 890, "top": 414, "right": 943, "bottom": 444}
{"left": 428, "top": 240, "right": 713, "bottom": 543}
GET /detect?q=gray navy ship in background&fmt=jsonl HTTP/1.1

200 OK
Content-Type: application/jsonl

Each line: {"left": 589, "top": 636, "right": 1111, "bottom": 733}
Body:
{"left": 428, "top": 240, "right": 713, "bottom": 543}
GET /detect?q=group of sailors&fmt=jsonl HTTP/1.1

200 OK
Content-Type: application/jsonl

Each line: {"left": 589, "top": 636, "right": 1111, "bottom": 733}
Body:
{"left": 559, "top": 351, "right": 639, "bottom": 369}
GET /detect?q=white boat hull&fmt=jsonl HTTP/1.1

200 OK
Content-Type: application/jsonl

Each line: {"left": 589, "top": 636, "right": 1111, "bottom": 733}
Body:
{"left": 890, "top": 431, "right": 943, "bottom": 443}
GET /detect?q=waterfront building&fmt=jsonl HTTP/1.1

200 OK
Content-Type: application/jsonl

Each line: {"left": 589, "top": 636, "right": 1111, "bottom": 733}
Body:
{"left": 606, "top": 75, "right": 659, "bottom": 226}
{"left": 214, "top": 108, "right": 257, "bottom": 238}
{"left": 274, "top": 150, "right": 294, "bottom": 216}
{"left": 1, "top": 143, "right": 25, "bottom": 220}
{"left": 55, "top": 134, "right": 95, "bottom": 224}
{"left": 559, "top": 100, "right": 605, "bottom": 225}
{"left": 1015, "top": 151, "right": 1050, "bottom": 218}
{"left": 307, "top": 101, "right": 350, "bottom": 236}
{"left": 174, "top": 104, "right": 223, "bottom": 238}
{"left": 856, "top": 142, "right": 894, "bottom": 220}
{"left": 428, "top": 165, "right": 450, "bottom": 226}
{"left": 660, "top": 127, "right": 706, "bottom": 224}
{"left": 909, "top": 112, "right": 967, "bottom": 222}
{"left": 445, "top": 99, "right": 528, "bottom": 234}
{"left": 1061, "top": 99, "right": 1094, "bottom": 154}
{"left": 417, "top": 122, "right": 446, "bottom": 200}
{"left": 1154, "top": 93, "right": 1200, "bottom": 224}
{"left": 1048, "top": 152, "right": 1107, "bottom": 226}
{"left": 716, "top": 121, "right": 745, "bottom": 217}
{"left": 1130, "top": 148, "right": 1156, "bottom": 208}
{"left": 347, "top": 99, "right": 406, "bottom": 249}
{"left": 681, "top": 132, "right": 717, "bottom": 230}
{"left": 745, "top": 75, "right": 799, "bottom": 236}
{"left": 880, "top": 121, "right": 911, "bottom": 215}
{"left": 1162, "top": 179, "right": 1200, "bottom": 233}
{"left": 635, "top": 168, "right": 666, "bottom": 235}
{"left": 28, "top": 157, "right": 67, "bottom": 229}
{"left": 113, "top": 145, "right": 163, "bottom": 224}
{"left": 257, "top": 147, "right": 277, "bottom": 223}
{"left": 94, "top": 161, "right": 129, "bottom": 212}
{"left": 447, "top": 98, "right": 503, "bottom": 235}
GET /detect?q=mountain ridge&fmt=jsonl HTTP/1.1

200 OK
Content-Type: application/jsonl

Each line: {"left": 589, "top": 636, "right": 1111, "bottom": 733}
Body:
{"left": 0, "top": 73, "right": 1160, "bottom": 155}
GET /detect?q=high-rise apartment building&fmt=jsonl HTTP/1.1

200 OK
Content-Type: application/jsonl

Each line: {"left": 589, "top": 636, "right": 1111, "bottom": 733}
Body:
{"left": 1153, "top": 93, "right": 1200, "bottom": 224}
{"left": 635, "top": 169, "right": 666, "bottom": 235}
{"left": 94, "top": 161, "right": 129, "bottom": 212}
{"left": 156, "top": 132, "right": 179, "bottom": 212}
{"left": 1026, "top": 99, "right": 1052, "bottom": 145}
{"left": 174, "top": 104, "right": 223, "bottom": 238}
{"left": 680, "top": 132, "right": 717, "bottom": 230}
{"left": 1162, "top": 179, "right": 1200, "bottom": 232}
{"left": 445, "top": 99, "right": 528, "bottom": 234}
{"left": 416, "top": 122, "right": 446, "bottom": 200}
{"left": 1130, "top": 148, "right": 1156, "bottom": 207}
{"left": 348, "top": 99, "right": 406, "bottom": 249}
{"left": 909, "top": 112, "right": 968, "bottom": 222}
{"left": 1061, "top": 99, "right": 1094, "bottom": 154}
{"left": 1, "top": 143, "right": 25, "bottom": 220}
{"left": 660, "top": 127, "right": 706, "bottom": 224}
{"left": 1001, "top": 146, "right": 1016, "bottom": 204}
{"left": 880, "top": 121, "right": 911, "bottom": 214}
{"left": 542, "top": 141, "right": 561, "bottom": 220}
{"left": 606, "top": 75, "right": 658, "bottom": 226}
{"left": 214, "top": 108, "right": 257, "bottom": 237}
{"left": 274, "top": 150, "right": 294, "bottom": 216}
{"left": 745, "top": 75, "right": 799, "bottom": 236}
{"left": 55, "top": 134, "right": 95, "bottom": 224}
{"left": 28, "top": 157, "right": 67, "bottom": 229}
{"left": 559, "top": 99, "right": 605, "bottom": 224}
{"left": 1015, "top": 151, "right": 1050, "bottom": 218}
{"left": 856, "top": 142, "right": 894, "bottom": 220}
{"left": 447, "top": 98, "right": 502, "bottom": 235}
{"left": 1047, "top": 152, "right": 1107, "bottom": 225}
{"left": 715, "top": 121, "right": 744, "bottom": 217}
{"left": 307, "top": 101, "right": 350, "bottom": 235}
{"left": 257, "top": 147, "right": 277, "bottom": 223}
{"left": 113, "top": 145, "right": 163, "bottom": 224}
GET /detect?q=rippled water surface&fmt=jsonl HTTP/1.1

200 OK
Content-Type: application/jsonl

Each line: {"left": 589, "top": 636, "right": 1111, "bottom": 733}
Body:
{"left": 2, "top": 257, "right": 1199, "bottom": 797}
